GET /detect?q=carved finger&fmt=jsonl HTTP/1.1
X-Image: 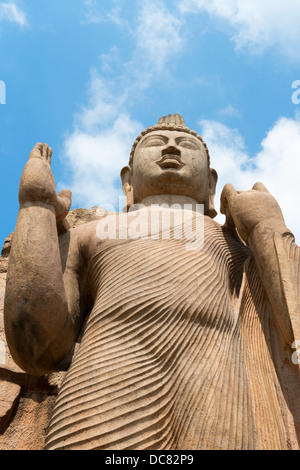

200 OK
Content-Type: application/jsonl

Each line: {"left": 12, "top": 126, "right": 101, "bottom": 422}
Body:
{"left": 29, "top": 143, "right": 43, "bottom": 159}
{"left": 56, "top": 189, "right": 72, "bottom": 221}
{"left": 252, "top": 182, "right": 269, "bottom": 193}
{"left": 42, "top": 143, "right": 49, "bottom": 160}
{"left": 46, "top": 147, "right": 53, "bottom": 164}
{"left": 34, "top": 143, "right": 43, "bottom": 151}
{"left": 58, "top": 189, "right": 72, "bottom": 204}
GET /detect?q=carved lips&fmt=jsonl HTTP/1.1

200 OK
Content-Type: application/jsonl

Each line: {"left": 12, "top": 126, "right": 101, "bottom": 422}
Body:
{"left": 156, "top": 154, "right": 186, "bottom": 169}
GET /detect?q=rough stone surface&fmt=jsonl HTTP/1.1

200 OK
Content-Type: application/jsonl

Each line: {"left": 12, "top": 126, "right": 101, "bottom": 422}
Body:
{"left": 66, "top": 206, "right": 107, "bottom": 228}
{"left": 1, "top": 233, "right": 13, "bottom": 258}
{"left": 0, "top": 380, "right": 21, "bottom": 432}
{"left": 0, "top": 391, "right": 56, "bottom": 450}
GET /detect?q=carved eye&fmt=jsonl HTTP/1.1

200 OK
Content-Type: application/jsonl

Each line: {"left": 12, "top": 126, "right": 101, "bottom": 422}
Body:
{"left": 144, "top": 137, "right": 166, "bottom": 147}
{"left": 178, "top": 140, "right": 198, "bottom": 150}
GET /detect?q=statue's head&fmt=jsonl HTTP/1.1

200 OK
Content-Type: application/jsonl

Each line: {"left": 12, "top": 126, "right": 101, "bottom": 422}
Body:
{"left": 121, "top": 114, "right": 218, "bottom": 218}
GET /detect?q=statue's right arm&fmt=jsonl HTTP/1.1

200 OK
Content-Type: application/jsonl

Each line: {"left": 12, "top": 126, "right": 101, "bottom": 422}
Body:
{"left": 221, "top": 182, "right": 300, "bottom": 347}
{"left": 4, "top": 143, "right": 89, "bottom": 376}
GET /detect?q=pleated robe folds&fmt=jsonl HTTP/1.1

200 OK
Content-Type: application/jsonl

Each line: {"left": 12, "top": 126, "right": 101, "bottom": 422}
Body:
{"left": 45, "top": 210, "right": 300, "bottom": 450}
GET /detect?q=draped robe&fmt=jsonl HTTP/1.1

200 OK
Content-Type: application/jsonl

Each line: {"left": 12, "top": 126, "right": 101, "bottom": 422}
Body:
{"left": 45, "top": 208, "right": 300, "bottom": 450}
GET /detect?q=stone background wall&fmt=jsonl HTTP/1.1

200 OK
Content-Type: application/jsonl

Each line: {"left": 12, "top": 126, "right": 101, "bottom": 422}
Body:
{"left": 0, "top": 208, "right": 104, "bottom": 450}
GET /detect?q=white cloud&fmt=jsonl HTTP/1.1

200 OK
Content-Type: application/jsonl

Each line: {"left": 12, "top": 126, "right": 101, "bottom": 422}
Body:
{"left": 82, "top": 0, "right": 130, "bottom": 28}
{"left": 199, "top": 114, "right": 300, "bottom": 242}
{"left": 179, "top": 0, "right": 300, "bottom": 61}
{"left": 0, "top": 2, "right": 27, "bottom": 26}
{"left": 74, "top": 70, "right": 126, "bottom": 134}
{"left": 135, "top": 0, "right": 184, "bottom": 73}
{"left": 61, "top": 109, "right": 141, "bottom": 210}
{"left": 217, "top": 104, "right": 241, "bottom": 118}
{"left": 60, "top": 70, "right": 142, "bottom": 210}
{"left": 61, "top": 0, "right": 185, "bottom": 209}
{"left": 82, "top": 0, "right": 103, "bottom": 24}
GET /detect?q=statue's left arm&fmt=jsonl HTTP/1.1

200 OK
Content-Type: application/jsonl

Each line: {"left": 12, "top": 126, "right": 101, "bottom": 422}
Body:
{"left": 221, "top": 182, "right": 300, "bottom": 347}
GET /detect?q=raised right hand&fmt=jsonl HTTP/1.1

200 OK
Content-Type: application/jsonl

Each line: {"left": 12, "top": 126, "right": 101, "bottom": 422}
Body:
{"left": 19, "top": 143, "right": 72, "bottom": 221}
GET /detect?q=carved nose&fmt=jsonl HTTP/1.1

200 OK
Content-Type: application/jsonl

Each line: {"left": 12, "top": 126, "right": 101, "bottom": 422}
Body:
{"left": 161, "top": 145, "right": 181, "bottom": 158}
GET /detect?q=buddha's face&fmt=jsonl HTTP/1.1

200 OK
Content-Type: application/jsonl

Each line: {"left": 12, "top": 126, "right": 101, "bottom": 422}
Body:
{"left": 125, "top": 129, "right": 216, "bottom": 205}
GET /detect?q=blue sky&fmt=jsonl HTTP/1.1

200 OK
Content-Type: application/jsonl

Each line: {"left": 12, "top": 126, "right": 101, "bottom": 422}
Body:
{"left": 0, "top": 0, "right": 300, "bottom": 244}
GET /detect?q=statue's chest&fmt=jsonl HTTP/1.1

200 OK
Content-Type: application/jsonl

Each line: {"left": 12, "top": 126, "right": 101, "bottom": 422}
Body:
{"left": 87, "top": 237, "right": 232, "bottom": 325}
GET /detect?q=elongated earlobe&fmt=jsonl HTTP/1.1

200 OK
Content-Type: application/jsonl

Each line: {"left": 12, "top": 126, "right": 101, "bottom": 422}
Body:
{"left": 120, "top": 166, "right": 134, "bottom": 212}
{"left": 204, "top": 168, "right": 218, "bottom": 219}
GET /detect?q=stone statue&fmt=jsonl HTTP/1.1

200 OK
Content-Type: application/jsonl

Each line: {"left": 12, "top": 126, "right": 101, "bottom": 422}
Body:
{"left": 4, "top": 114, "right": 300, "bottom": 450}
